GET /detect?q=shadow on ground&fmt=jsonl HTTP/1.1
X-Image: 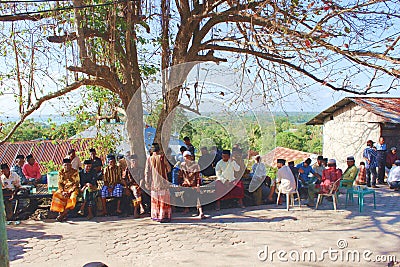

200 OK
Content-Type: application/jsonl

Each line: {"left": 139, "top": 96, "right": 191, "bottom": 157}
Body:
{"left": 7, "top": 224, "right": 63, "bottom": 261}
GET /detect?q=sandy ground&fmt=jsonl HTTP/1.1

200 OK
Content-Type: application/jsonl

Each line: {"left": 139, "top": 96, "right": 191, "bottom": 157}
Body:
{"left": 6, "top": 185, "right": 400, "bottom": 267}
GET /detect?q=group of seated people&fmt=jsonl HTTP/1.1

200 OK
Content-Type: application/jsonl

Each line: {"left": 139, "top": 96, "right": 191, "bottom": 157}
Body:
{"left": 50, "top": 148, "right": 146, "bottom": 222}
{"left": 3, "top": 141, "right": 399, "bottom": 222}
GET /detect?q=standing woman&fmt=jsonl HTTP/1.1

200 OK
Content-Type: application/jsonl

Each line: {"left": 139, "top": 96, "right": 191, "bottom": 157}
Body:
{"left": 50, "top": 158, "right": 79, "bottom": 222}
{"left": 145, "top": 143, "right": 172, "bottom": 223}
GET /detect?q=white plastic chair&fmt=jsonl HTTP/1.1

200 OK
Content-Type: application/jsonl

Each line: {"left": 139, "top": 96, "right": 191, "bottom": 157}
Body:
{"left": 276, "top": 174, "right": 301, "bottom": 211}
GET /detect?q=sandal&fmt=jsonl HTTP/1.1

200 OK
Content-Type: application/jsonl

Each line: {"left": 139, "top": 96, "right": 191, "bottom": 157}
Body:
{"left": 56, "top": 215, "right": 64, "bottom": 222}
{"left": 77, "top": 210, "right": 84, "bottom": 216}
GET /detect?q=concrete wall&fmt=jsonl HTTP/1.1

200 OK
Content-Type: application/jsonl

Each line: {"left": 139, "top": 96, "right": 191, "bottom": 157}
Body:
{"left": 322, "top": 102, "right": 382, "bottom": 170}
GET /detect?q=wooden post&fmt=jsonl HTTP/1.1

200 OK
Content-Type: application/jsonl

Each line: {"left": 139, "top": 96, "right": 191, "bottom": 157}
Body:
{"left": 0, "top": 188, "right": 10, "bottom": 267}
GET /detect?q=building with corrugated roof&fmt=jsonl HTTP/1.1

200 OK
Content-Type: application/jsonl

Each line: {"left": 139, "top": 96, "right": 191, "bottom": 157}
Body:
{"left": 261, "top": 146, "right": 317, "bottom": 168}
{"left": 0, "top": 139, "right": 92, "bottom": 173}
{"left": 307, "top": 97, "right": 400, "bottom": 168}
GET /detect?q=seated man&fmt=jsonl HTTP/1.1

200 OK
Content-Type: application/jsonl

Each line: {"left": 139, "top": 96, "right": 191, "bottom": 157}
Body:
{"left": 122, "top": 154, "right": 145, "bottom": 218}
{"left": 1, "top": 163, "right": 21, "bottom": 220}
{"left": 23, "top": 154, "right": 42, "bottom": 183}
{"left": 78, "top": 160, "right": 98, "bottom": 219}
{"left": 307, "top": 159, "right": 342, "bottom": 207}
{"left": 179, "top": 151, "right": 205, "bottom": 219}
{"left": 50, "top": 158, "right": 80, "bottom": 222}
{"left": 341, "top": 156, "right": 358, "bottom": 188}
{"left": 249, "top": 155, "right": 268, "bottom": 205}
{"left": 268, "top": 159, "right": 296, "bottom": 203}
{"left": 296, "top": 158, "right": 321, "bottom": 187}
{"left": 312, "top": 156, "right": 325, "bottom": 178}
{"left": 198, "top": 147, "right": 216, "bottom": 177}
{"left": 12, "top": 155, "right": 28, "bottom": 185}
{"left": 101, "top": 155, "right": 123, "bottom": 215}
{"left": 355, "top": 162, "right": 367, "bottom": 185}
{"left": 387, "top": 160, "right": 400, "bottom": 191}
{"left": 215, "top": 150, "right": 245, "bottom": 211}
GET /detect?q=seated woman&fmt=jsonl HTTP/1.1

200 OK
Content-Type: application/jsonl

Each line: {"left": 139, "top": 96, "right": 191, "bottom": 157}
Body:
{"left": 50, "top": 158, "right": 79, "bottom": 222}
{"left": 1, "top": 163, "right": 21, "bottom": 220}
{"left": 215, "top": 150, "right": 245, "bottom": 211}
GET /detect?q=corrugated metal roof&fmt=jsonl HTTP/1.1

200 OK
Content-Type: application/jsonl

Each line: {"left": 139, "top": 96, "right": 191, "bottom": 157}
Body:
{"left": 261, "top": 146, "right": 316, "bottom": 168}
{"left": 307, "top": 97, "right": 400, "bottom": 125}
{"left": 0, "top": 139, "right": 92, "bottom": 173}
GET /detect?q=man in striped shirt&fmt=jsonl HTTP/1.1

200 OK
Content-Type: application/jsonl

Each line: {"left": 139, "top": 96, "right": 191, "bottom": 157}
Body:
{"left": 100, "top": 155, "right": 123, "bottom": 215}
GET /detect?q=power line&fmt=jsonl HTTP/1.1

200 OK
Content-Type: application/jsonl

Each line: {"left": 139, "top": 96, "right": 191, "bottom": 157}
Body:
{"left": 0, "top": 0, "right": 129, "bottom": 18}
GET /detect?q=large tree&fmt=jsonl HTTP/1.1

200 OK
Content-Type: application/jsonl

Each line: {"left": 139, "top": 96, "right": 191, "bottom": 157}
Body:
{"left": 1, "top": 0, "right": 400, "bottom": 165}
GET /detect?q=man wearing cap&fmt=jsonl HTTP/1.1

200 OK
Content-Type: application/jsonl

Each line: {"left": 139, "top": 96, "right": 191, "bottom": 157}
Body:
{"left": 50, "top": 158, "right": 80, "bottom": 222}
{"left": 341, "top": 156, "right": 358, "bottom": 188}
{"left": 1, "top": 163, "right": 22, "bottom": 220}
{"left": 363, "top": 140, "right": 378, "bottom": 188}
{"left": 100, "top": 155, "right": 124, "bottom": 216}
{"left": 307, "top": 159, "right": 342, "bottom": 207}
{"left": 386, "top": 147, "right": 398, "bottom": 170}
{"left": 387, "top": 160, "right": 400, "bottom": 191}
{"left": 23, "top": 154, "right": 42, "bottom": 183}
{"left": 268, "top": 159, "right": 296, "bottom": 204}
{"left": 12, "top": 155, "right": 28, "bottom": 185}
{"left": 179, "top": 151, "right": 205, "bottom": 219}
{"left": 312, "top": 156, "right": 326, "bottom": 178}
{"left": 77, "top": 160, "right": 98, "bottom": 219}
{"left": 215, "top": 150, "right": 245, "bottom": 210}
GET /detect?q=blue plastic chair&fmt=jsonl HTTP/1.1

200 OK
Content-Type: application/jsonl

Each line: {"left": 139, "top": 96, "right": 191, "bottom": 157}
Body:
{"left": 346, "top": 186, "right": 376, "bottom": 212}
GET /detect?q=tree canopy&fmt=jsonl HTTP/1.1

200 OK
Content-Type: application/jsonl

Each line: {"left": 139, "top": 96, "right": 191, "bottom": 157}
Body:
{"left": 1, "top": 0, "right": 399, "bottom": 164}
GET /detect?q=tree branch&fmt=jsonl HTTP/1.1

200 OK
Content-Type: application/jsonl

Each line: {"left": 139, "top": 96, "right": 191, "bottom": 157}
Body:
{"left": 0, "top": 79, "right": 107, "bottom": 145}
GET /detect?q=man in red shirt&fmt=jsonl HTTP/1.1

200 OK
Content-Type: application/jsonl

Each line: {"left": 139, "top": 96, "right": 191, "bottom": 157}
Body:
{"left": 386, "top": 147, "right": 398, "bottom": 170}
{"left": 22, "top": 154, "right": 42, "bottom": 183}
{"left": 307, "top": 159, "right": 342, "bottom": 207}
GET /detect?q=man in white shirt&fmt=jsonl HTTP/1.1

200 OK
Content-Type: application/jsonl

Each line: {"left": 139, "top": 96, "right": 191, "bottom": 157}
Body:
{"left": 388, "top": 160, "right": 400, "bottom": 191}
{"left": 249, "top": 155, "right": 267, "bottom": 205}
{"left": 268, "top": 159, "right": 296, "bottom": 203}
{"left": 68, "top": 149, "right": 82, "bottom": 171}
{"left": 215, "top": 150, "right": 245, "bottom": 210}
{"left": 1, "top": 163, "right": 21, "bottom": 220}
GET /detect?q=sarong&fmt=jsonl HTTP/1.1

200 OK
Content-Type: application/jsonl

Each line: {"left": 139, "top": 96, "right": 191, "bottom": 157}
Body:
{"left": 215, "top": 180, "right": 244, "bottom": 200}
{"left": 151, "top": 189, "right": 171, "bottom": 221}
{"left": 50, "top": 191, "right": 78, "bottom": 213}
{"left": 83, "top": 188, "right": 98, "bottom": 207}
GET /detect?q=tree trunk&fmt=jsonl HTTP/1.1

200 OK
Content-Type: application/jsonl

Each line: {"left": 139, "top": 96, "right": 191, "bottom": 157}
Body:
{"left": 0, "top": 188, "right": 9, "bottom": 267}
{"left": 154, "top": 62, "right": 197, "bottom": 146}
{"left": 124, "top": 88, "right": 146, "bottom": 169}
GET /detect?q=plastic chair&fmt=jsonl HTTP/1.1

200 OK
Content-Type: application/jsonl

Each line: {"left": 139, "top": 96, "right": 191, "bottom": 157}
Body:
{"left": 316, "top": 178, "right": 341, "bottom": 211}
{"left": 276, "top": 174, "right": 301, "bottom": 211}
{"left": 346, "top": 186, "right": 376, "bottom": 212}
